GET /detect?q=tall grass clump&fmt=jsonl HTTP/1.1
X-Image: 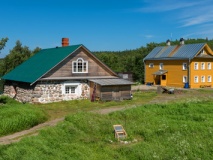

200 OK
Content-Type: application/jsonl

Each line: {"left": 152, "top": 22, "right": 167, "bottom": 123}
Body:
{"left": 0, "top": 99, "right": 212, "bottom": 160}
{"left": 0, "top": 96, "right": 48, "bottom": 136}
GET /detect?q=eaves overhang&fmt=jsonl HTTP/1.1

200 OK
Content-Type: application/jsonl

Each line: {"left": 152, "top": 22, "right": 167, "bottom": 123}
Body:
{"left": 144, "top": 57, "right": 190, "bottom": 61}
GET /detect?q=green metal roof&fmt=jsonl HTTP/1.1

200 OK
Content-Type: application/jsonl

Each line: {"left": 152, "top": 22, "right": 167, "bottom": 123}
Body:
{"left": 2, "top": 44, "right": 82, "bottom": 85}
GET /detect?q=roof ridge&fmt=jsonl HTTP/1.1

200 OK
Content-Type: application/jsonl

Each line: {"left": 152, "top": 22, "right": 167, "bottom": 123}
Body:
{"left": 42, "top": 44, "right": 82, "bottom": 51}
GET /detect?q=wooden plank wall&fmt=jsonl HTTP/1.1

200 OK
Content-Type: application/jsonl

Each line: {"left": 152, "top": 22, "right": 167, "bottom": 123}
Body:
{"left": 190, "top": 58, "right": 213, "bottom": 88}
{"left": 145, "top": 60, "right": 188, "bottom": 88}
{"left": 43, "top": 48, "right": 114, "bottom": 78}
{"left": 100, "top": 85, "right": 131, "bottom": 101}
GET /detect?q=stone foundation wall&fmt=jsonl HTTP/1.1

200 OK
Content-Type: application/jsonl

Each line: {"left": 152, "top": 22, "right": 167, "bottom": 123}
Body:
{"left": 32, "top": 83, "right": 63, "bottom": 103}
{"left": 4, "top": 84, "right": 34, "bottom": 103}
{"left": 4, "top": 81, "right": 90, "bottom": 103}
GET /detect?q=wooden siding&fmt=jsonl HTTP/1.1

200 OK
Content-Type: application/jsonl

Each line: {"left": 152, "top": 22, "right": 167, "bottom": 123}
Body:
{"left": 190, "top": 58, "right": 213, "bottom": 88}
{"left": 145, "top": 60, "right": 188, "bottom": 88}
{"left": 90, "top": 82, "right": 131, "bottom": 101}
{"left": 100, "top": 85, "right": 131, "bottom": 101}
{"left": 43, "top": 48, "right": 114, "bottom": 78}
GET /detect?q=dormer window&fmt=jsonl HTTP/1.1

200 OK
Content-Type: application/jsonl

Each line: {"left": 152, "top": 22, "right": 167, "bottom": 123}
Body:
{"left": 72, "top": 58, "right": 88, "bottom": 73}
{"left": 200, "top": 49, "right": 204, "bottom": 55}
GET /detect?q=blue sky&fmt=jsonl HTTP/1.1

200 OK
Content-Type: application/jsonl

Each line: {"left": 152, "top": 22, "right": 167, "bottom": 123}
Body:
{"left": 1, "top": 0, "right": 213, "bottom": 58}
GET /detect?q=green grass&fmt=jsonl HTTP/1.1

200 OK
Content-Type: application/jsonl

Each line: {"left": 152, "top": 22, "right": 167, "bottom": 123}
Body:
{"left": 0, "top": 96, "right": 48, "bottom": 136}
{"left": 0, "top": 99, "right": 212, "bottom": 160}
{"left": 0, "top": 91, "right": 156, "bottom": 136}
{"left": 36, "top": 91, "right": 157, "bottom": 120}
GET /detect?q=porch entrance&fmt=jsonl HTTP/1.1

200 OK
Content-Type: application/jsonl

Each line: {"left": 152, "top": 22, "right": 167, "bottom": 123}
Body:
{"left": 152, "top": 70, "right": 168, "bottom": 86}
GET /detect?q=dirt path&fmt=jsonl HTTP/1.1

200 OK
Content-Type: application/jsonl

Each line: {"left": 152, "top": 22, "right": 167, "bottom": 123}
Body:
{"left": 0, "top": 118, "right": 64, "bottom": 145}
{"left": 0, "top": 88, "right": 209, "bottom": 145}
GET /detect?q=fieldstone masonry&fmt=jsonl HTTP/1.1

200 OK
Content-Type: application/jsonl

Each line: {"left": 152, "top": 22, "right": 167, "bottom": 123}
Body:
{"left": 4, "top": 81, "right": 90, "bottom": 103}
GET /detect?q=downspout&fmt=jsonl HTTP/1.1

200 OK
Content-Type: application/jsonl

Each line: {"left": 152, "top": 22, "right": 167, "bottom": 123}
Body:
{"left": 188, "top": 58, "right": 190, "bottom": 88}
{"left": 143, "top": 60, "right": 146, "bottom": 84}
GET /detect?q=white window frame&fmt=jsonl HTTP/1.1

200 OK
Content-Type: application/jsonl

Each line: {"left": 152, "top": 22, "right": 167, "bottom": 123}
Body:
{"left": 194, "top": 62, "right": 199, "bottom": 70}
{"left": 201, "top": 62, "right": 205, "bottom": 70}
{"left": 65, "top": 86, "right": 76, "bottom": 94}
{"left": 183, "top": 76, "right": 187, "bottom": 83}
{"left": 149, "top": 63, "right": 154, "bottom": 68}
{"left": 194, "top": 76, "right": 199, "bottom": 83}
{"left": 61, "top": 81, "right": 81, "bottom": 96}
{"left": 183, "top": 63, "right": 187, "bottom": 70}
{"left": 159, "top": 63, "right": 163, "bottom": 70}
{"left": 72, "top": 58, "right": 88, "bottom": 73}
{"left": 201, "top": 76, "right": 205, "bottom": 83}
{"left": 208, "top": 75, "right": 212, "bottom": 82}
{"left": 207, "top": 62, "right": 211, "bottom": 70}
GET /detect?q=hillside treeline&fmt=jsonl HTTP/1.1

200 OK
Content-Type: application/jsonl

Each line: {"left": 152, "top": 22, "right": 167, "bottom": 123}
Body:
{"left": 0, "top": 39, "right": 40, "bottom": 92}
{"left": 0, "top": 40, "right": 40, "bottom": 76}
{"left": 1, "top": 38, "right": 213, "bottom": 85}
{"left": 94, "top": 38, "right": 213, "bottom": 83}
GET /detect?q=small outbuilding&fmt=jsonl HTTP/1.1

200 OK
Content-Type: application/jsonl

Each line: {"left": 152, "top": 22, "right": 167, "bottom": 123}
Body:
{"left": 90, "top": 79, "right": 133, "bottom": 101}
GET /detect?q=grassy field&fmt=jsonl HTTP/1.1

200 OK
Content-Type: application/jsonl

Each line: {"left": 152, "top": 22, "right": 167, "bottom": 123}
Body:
{"left": 0, "top": 96, "right": 48, "bottom": 136}
{"left": 35, "top": 91, "right": 158, "bottom": 120}
{"left": 0, "top": 91, "right": 157, "bottom": 137}
{"left": 0, "top": 91, "right": 212, "bottom": 159}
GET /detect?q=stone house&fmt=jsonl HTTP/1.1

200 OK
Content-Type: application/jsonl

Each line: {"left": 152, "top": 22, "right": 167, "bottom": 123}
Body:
{"left": 2, "top": 38, "right": 133, "bottom": 103}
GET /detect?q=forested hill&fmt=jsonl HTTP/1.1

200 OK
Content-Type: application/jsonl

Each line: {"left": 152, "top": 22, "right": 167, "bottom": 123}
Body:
{"left": 93, "top": 38, "right": 213, "bottom": 83}
{"left": 1, "top": 38, "right": 213, "bottom": 84}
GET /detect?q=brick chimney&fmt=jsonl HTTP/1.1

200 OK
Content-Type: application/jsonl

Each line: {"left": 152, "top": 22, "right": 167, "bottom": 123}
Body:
{"left": 62, "top": 38, "right": 69, "bottom": 47}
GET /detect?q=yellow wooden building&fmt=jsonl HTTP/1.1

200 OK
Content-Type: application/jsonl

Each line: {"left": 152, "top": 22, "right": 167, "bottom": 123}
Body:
{"left": 143, "top": 39, "right": 213, "bottom": 88}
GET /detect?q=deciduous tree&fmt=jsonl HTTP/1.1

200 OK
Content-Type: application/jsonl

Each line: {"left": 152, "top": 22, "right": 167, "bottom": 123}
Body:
{"left": 0, "top": 37, "right": 8, "bottom": 53}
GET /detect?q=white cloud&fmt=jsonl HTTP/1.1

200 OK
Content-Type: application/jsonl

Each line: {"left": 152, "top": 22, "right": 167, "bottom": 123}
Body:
{"left": 139, "top": 0, "right": 213, "bottom": 28}
{"left": 144, "top": 35, "right": 154, "bottom": 38}
{"left": 138, "top": 0, "right": 202, "bottom": 12}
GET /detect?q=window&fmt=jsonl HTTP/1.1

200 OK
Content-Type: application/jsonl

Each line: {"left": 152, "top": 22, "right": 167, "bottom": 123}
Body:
{"left": 194, "top": 62, "right": 199, "bottom": 70}
{"left": 183, "top": 63, "right": 187, "bottom": 70}
{"left": 61, "top": 82, "right": 81, "bottom": 97}
{"left": 194, "top": 76, "right": 199, "bottom": 83}
{"left": 162, "top": 75, "right": 166, "bottom": 80}
{"left": 72, "top": 58, "right": 88, "bottom": 73}
{"left": 65, "top": 86, "right": 76, "bottom": 94}
{"left": 149, "top": 63, "right": 154, "bottom": 68}
{"left": 201, "top": 76, "right": 205, "bottom": 82}
{"left": 207, "top": 62, "right": 211, "bottom": 70}
{"left": 201, "top": 62, "right": 205, "bottom": 70}
{"left": 159, "top": 63, "right": 163, "bottom": 70}
{"left": 183, "top": 76, "right": 187, "bottom": 83}
{"left": 200, "top": 49, "right": 204, "bottom": 55}
{"left": 208, "top": 75, "right": 212, "bottom": 82}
